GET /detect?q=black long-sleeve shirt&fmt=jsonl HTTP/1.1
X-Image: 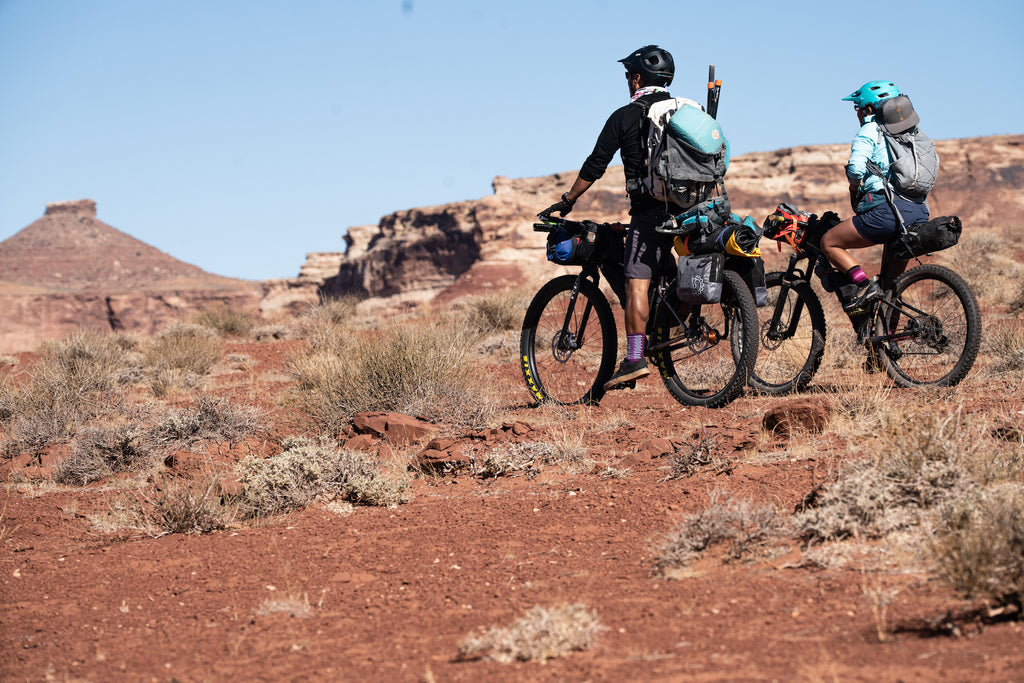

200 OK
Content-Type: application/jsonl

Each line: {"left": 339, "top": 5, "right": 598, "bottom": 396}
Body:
{"left": 578, "top": 91, "right": 676, "bottom": 214}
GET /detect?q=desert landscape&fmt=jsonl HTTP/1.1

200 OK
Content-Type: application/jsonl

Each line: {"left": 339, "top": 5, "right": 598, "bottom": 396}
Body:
{"left": 2, "top": 135, "right": 1023, "bottom": 681}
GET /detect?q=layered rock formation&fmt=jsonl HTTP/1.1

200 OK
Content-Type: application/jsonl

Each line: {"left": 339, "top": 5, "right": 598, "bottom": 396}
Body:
{"left": 0, "top": 200, "right": 262, "bottom": 351}
{"left": 317, "top": 134, "right": 1024, "bottom": 309}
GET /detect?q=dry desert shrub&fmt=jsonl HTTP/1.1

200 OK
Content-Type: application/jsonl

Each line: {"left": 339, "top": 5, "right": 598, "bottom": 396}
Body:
{"left": 143, "top": 323, "right": 223, "bottom": 376}
{"left": 193, "top": 307, "right": 258, "bottom": 338}
{"left": 460, "top": 290, "right": 527, "bottom": 335}
{"left": 235, "top": 436, "right": 408, "bottom": 517}
{"left": 53, "top": 423, "right": 150, "bottom": 486}
{"left": 652, "top": 492, "right": 786, "bottom": 575}
{"left": 943, "top": 232, "right": 1024, "bottom": 306}
{"left": 144, "top": 472, "right": 232, "bottom": 535}
{"left": 148, "top": 395, "right": 263, "bottom": 449}
{"left": 793, "top": 408, "right": 1000, "bottom": 543}
{"left": 930, "top": 483, "right": 1024, "bottom": 610}
{"left": 458, "top": 604, "right": 604, "bottom": 663}
{"left": 472, "top": 435, "right": 590, "bottom": 478}
{"left": 0, "top": 330, "right": 140, "bottom": 453}
{"left": 287, "top": 317, "right": 497, "bottom": 431}
{"left": 984, "top": 322, "right": 1024, "bottom": 374}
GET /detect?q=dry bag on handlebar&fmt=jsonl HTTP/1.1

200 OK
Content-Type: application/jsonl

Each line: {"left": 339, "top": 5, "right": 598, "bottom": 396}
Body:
{"left": 887, "top": 215, "right": 962, "bottom": 260}
{"left": 546, "top": 221, "right": 624, "bottom": 266}
{"left": 676, "top": 252, "right": 724, "bottom": 305}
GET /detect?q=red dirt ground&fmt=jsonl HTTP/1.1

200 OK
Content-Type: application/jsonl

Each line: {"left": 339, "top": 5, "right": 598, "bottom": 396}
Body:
{"left": 2, "top": 336, "right": 1023, "bottom": 682}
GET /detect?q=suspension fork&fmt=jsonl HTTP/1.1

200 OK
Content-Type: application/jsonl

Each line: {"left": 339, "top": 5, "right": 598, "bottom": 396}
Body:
{"left": 766, "top": 253, "right": 810, "bottom": 341}
{"left": 558, "top": 267, "right": 599, "bottom": 350}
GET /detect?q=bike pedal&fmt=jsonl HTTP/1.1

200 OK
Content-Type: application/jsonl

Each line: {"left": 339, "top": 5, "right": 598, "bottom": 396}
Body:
{"left": 623, "top": 380, "right": 637, "bottom": 389}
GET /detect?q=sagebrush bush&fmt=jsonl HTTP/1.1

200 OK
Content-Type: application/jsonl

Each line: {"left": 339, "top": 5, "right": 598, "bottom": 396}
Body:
{"left": 459, "top": 604, "right": 604, "bottom": 663}
{"left": 194, "top": 307, "right": 257, "bottom": 338}
{"left": 652, "top": 493, "right": 785, "bottom": 575}
{"left": 144, "top": 324, "right": 222, "bottom": 375}
{"left": 794, "top": 409, "right": 998, "bottom": 542}
{"left": 930, "top": 484, "right": 1024, "bottom": 609}
{"left": 235, "top": 436, "right": 407, "bottom": 517}
{"left": 1, "top": 330, "right": 140, "bottom": 452}
{"left": 287, "top": 318, "right": 495, "bottom": 431}
{"left": 149, "top": 396, "right": 262, "bottom": 449}
{"left": 54, "top": 424, "right": 150, "bottom": 485}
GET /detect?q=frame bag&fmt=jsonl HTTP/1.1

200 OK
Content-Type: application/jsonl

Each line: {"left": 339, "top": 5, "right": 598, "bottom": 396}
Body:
{"left": 676, "top": 252, "right": 724, "bottom": 305}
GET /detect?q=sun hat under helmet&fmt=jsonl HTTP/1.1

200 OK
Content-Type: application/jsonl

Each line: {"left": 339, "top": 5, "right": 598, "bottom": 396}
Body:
{"left": 842, "top": 80, "right": 900, "bottom": 108}
{"left": 619, "top": 45, "right": 674, "bottom": 87}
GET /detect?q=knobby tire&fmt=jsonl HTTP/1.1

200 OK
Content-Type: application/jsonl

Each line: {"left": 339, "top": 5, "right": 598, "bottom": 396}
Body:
{"left": 650, "top": 270, "right": 758, "bottom": 408}
{"left": 749, "top": 272, "right": 827, "bottom": 394}
{"left": 873, "top": 264, "right": 981, "bottom": 388}
{"left": 520, "top": 274, "right": 618, "bottom": 405}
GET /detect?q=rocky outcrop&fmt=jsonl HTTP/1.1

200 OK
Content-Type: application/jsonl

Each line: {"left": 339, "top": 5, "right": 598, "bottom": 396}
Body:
{"left": 314, "top": 135, "right": 1024, "bottom": 311}
{"left": 0, "top": 200, "right": 262, "bottom": 352}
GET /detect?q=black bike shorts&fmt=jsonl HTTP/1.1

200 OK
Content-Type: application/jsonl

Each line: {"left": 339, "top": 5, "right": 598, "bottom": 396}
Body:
{"left": 624, "top": 208, "right": 675, "bottom": 280}
{"left": 852, "top": 197, "right": 929, "bottom": 243}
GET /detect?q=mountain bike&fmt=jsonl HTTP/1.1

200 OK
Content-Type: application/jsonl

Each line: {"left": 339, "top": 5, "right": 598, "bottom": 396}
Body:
{"left": 520, "top": 216, "right": 758, "bottom": 408}
{"left": 751, "top": 205, "right": 981, "bottom": 393}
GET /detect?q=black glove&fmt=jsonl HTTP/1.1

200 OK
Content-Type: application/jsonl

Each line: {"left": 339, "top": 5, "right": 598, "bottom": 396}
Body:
{"left": 540, "top": 192, "right": 575, "bottom": 218}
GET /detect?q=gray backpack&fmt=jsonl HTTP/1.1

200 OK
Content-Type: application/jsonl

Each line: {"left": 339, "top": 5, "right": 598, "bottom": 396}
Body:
{"left": 877, "top": 95, "right": 939, "bottom": 198}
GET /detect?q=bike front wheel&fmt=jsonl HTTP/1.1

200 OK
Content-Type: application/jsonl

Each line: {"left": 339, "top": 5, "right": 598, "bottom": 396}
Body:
{"left": 749, "top": 272, "right": 827, "bottom": 394}
{"left": 520, "top": 274, "right": 618, "bottom": 405}
{"left": 650, "top": 270, "right": 758, "bottom": 408}
{"left": 874, "top": 264, "right": 981, "bottom": 388}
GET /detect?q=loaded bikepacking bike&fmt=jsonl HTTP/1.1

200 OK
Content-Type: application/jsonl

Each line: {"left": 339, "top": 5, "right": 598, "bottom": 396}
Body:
{"left": 752, "top": 203, "right": 981, "bottom": 393}
{"left": 520, "top": 215, "right": 758, "bottom": 408}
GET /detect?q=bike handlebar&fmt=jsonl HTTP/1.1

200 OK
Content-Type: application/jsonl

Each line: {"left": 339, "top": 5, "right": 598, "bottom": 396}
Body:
{"left": 534, "top": 216, "right": 624, "bottom": 233}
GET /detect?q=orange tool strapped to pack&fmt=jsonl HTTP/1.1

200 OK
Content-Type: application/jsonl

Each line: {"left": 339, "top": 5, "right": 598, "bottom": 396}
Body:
{"left": 762, "top": 203, "right": 813, "bottom": 252}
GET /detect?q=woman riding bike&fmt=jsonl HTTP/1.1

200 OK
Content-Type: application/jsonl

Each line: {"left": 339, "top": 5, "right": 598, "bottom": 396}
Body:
{"left": 820, "top": 80, "right": 931, "bottom": 312}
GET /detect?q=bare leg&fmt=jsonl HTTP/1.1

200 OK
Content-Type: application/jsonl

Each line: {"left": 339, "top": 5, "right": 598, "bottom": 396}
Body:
{"left": 625, "top": 277, "right": 650, "bottom": 335}
{"left": 820, "top": 217, "right": 875, "bottom": 273}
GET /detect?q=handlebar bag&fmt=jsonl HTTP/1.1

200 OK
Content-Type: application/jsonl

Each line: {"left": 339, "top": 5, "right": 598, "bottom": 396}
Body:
{"left": 546, "top": 222, "right": 598, "bottom": 265}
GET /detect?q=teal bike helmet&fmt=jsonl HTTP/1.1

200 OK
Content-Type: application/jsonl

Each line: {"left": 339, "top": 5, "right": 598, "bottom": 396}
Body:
{"left": 842, "top": 80, "right": 900, "bottom": 108}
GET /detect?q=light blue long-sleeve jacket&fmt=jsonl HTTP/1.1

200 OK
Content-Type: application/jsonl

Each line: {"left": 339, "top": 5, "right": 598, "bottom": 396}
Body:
{"left": 845, "top": 115, "right": 889, "bottom": 213}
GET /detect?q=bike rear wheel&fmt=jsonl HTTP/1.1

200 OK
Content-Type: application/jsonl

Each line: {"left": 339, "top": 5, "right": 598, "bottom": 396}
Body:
{"left": 749, "top": 272, "right": 827, "bottom": 394}
{"left": 873, "top": 264, "right": 981, "bottom": 388}
{"left": 650, "top": 270, "right": 758, "bottom": 408}
{"left": 520, "top": 274, "right": 617, "bottom": 405}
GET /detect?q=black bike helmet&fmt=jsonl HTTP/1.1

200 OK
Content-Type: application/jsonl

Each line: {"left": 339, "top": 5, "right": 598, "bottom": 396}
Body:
{"left": 618, "top": 45, "right": 674, "bottom": 87}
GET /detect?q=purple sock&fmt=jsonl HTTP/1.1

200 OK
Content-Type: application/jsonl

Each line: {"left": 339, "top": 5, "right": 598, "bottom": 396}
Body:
{"left": 847, "top": 266, "right": 867, "bottom": 284}
{"left": 627, "top": 334, "right": 644, "bottom": 363}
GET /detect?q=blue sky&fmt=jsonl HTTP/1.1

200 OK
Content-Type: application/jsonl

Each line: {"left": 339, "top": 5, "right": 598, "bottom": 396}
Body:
{"left": 1, "top": 0, "right": 1021, "bottom": 280}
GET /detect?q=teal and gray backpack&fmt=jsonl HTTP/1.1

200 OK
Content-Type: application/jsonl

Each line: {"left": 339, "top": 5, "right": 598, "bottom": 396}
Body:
{"left": 629, "top": 97, "right": 730, "bottom": 210}
{"left": 876, "top": 95, "right": 939, "bottom": 198}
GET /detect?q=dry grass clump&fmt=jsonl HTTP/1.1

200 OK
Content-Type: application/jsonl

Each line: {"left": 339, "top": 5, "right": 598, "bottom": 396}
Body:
{"left": 458, "top": 604, "right": 604, "bottom": 663}
{"left": 984, "top": 323, "right": 1024, "bottom": 374}
{"left": 930, "top": 483, "right": 1024, "bottom": 611}
{"left": 460, "top": 290, "right": 526, "bottom": 335}
{"left": 143, "top": 323, "right": 223, "bottom": 376}
{"left": 194, "top": 307, "right": 258, "bottom": 338}
{"left": 144, "top": 473, "right": 231, "bottom": 535}
{"left": 943, "top": 232, "right": 1024, "bottom": 306}
{"left": 652, "top": 492, "right": 786, "bottom": 575}
{"left": 0, "top": 330, "right": 140, "bottom": 452}
{"left": 235, "top": 436, "right": 408, "bottom": 517}
{"left": 287, "top": 317, "right": 496, "bottom": 432}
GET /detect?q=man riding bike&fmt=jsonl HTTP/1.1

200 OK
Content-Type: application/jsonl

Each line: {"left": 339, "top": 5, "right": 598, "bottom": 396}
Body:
{"left": 820, "top": 80, "right": 930, "bottom": 312}
{"left": 541, "top": 44, "right": 699, "bottom": 391}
